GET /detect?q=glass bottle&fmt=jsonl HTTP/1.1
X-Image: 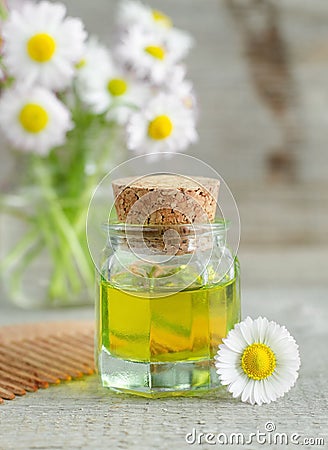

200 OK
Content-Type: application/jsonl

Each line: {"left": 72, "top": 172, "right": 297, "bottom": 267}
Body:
{"left": 96, "top": 221, "right": 241, "bottom": 397}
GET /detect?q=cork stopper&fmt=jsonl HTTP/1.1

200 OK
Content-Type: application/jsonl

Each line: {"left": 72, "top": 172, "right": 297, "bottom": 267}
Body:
{"left": 112, "top": 174, "right": 220, "bottom": 255}
{"left": 112, "top": 174, "right": 219, "bottom": 225}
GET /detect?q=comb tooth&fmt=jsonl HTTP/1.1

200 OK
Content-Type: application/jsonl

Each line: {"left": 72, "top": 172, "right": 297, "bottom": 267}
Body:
{"left": 0, "top": 345, "right": 71, "bottom": 381}
{"left": 46, "top": 336, "right": 94, "bottom": 364}
{"left": 0, "top": 370, "right": 36, "bottom": 392}
{"left": 0, "top": 380, "right": 26, "bottom": 396}
{"left": 41, "top": 338, "right": 94, "bottom": 367}
{"left": 69, "top": 334, "right": 94, "bottom": 350}
{"left": 59, "top": 332, "right": 94, "bottom": 350}
{"left": 0, "top": 361, "right": 51, "bottom": 388}
{"left": 46, "top": 334, "right": 93, "bottom": 352}
{"left": 0, "top": 368, "right": 34, "bottom": 390}
{"left": 27, "top": 341, "right": 94, "bottom": 375}
{"left": 0, "top": 346, "right": 66, "bottom": 382}
{"left": 17, "top": 341, "right": 84, "bottom": 378}
{"left": 0, "top": 386, "right": 15, "bottom": 400}
{"left": 51, "top": 341, "right": 94, "bottom": 363}
{"left": 55, "top": 331, "right": 93, "bottom": 346}
{"left": 0, "top": 352, "right": 56, "bottom": 386}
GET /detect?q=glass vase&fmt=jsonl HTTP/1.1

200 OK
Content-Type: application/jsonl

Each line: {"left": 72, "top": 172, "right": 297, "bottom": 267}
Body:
{"left": 0, "top": 185, "right": 94, "bottom": 308}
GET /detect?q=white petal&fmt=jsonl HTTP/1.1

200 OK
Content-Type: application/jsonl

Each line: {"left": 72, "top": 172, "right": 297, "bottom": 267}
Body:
{"left": 216, "top": 347, "right": 240, "bottom": 364}
{"left": 241, "top": 379, "right": 254, "bottom": 404}
{"left": 229, "top": 373, "right": 249, "bottom": 399}
{"left": 253, "top": 316, "right": 269, "bottom": 342}
{"left": 217, "top": 367, "right": 241, "bottom": 384}
{"left": 253, "top": 381, "right": 262, "bottom": 405}
{"left": 238, "top": 320, "right": 254, "bottom": 345}
{"left": 222, "top": 328, "right": 247, "bottom": 352}
{"left": 257, "top": 379, "right": 272, "bottom": 405}
{"left": 263, "top": 378, "right": 278, "bottom": 402}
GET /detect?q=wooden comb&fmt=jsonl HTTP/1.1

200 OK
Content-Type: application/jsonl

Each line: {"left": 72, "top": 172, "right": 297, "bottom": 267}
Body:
{"left": 0, "top": 320, "right": 95, "bottom": 403}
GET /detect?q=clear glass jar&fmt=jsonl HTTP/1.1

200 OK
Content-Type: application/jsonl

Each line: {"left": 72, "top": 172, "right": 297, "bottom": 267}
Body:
{"left": 96, "top": 221, "right": 241, "bottom": 397}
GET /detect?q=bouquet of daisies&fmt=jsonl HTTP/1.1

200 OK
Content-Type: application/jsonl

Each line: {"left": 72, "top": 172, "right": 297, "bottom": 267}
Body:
{"left": 0, "top": 0, "right": 198, "bottom": 306}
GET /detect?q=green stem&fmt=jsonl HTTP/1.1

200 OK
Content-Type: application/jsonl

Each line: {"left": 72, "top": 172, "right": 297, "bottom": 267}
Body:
{"left": 32, "top": 158, "right": 93, "bottom": 287}
{"left": 36, "top": 211, "right": 81, "bottom": 302}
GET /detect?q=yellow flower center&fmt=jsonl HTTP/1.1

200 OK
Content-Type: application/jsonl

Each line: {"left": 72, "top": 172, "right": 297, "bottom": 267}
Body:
{"left": 148, "top": 115, "right": 173, "bottom": 140}
{"left": 144, "top": 45, "right": 165, "bottom": 60}
{"left": 107, "top": 78, "right": 128, "bottom": 97}
{"left": 75, "top": 59, "right": 87, "bottom": 69}
{"left": 152, "top": 9, "right": 172, "bottom": 28}
{"left": 19, "top": 103, "right": 49, "bottom": 133}
{"left": 27, "top": 33, "right": 56, "bottom": 63}
{"left": 241, "top": 343, "right": 276, "bottom": 380}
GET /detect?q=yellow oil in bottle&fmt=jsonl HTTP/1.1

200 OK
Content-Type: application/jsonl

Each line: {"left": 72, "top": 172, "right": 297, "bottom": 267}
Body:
{"left": 99, "top": 276, "right": 240, "bottom": 364}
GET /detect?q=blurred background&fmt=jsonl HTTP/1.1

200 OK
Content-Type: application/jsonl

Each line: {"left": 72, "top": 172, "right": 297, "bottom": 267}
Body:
{"left": 1, "top": 0, "right": 327, "bottom": 303}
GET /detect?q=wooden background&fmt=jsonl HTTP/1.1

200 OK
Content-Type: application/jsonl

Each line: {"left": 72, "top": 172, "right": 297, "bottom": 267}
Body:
{"left": 1, "top": 0, "right": 328, "bottom": 250}
{"left": 61, "top": 0, "right": 328, "bottom": 249}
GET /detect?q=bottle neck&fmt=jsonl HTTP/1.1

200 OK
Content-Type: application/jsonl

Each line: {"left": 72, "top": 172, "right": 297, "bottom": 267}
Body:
{"left": 105, "top": 223, "right": 228, "bottom": 256}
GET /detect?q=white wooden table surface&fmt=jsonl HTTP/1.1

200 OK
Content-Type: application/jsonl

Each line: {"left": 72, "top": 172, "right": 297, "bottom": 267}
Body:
{"left": 0, "top": 249, "right": 327, "bottom": 450}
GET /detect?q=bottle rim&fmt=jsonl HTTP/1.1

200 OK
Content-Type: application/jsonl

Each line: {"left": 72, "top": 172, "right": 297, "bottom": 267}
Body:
{"left": 102, "top": 219, "right": 230, "bottom": 237}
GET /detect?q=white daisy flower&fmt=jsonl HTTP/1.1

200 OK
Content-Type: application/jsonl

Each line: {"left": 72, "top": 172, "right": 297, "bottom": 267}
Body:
{"left": 0, "top": 85, "right": 73, "bottom": 155}
{"left": 78, "top": 51, "right": 149, "bottom": 124}
{"left": 115, "top": 25, "right": 188, "bottom": 84}
{"left": 117, "top": 0, "right": 173, "bottom": 31}
{"left": 75, "top": 36, "right": 112, "bottom": 81}
{"left": 164, "top": 28, "right": 194, "bottom": 62}
{"left": 215, "top": 317, "right": 301, "bottom": 406}
{"left": 126, "top": 92, "right": 198, "bottom": 155}
{"left": 164, "top": 65, "right": 196, "bottom": 112}
{"left": 2, "top": 1, "right": 87, "bottom": 91}
{"left": 117, "top": 0, "right": 193, "bottom": 59}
